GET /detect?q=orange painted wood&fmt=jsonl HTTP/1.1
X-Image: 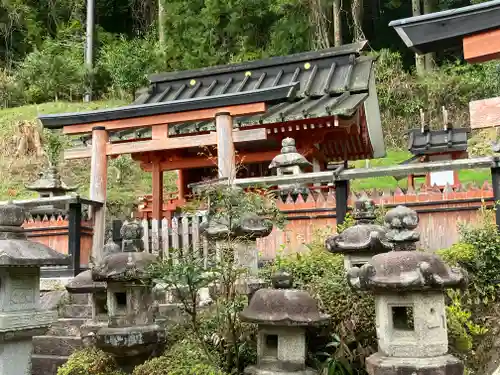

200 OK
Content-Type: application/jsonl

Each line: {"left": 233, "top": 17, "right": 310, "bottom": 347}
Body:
{"left": 62, "top": 103, "right": 267, "bottom": 135}
{"left": 64, "top": 128, "right": 268, "bottom": 159}
{"left": 152, "top": 124, "right": 169, "bottom": 140}
{"left": 23, "top": 219, "right": 94, "bottom": 267}
{"left": 469, "top": 96, "right": 500, "bottom": 129}
{"left": 152, "top": 159, "right": 163, "bottom": 220}
{"left": 463, "top": 29, "right": 500, "bottom": 64}
{"left": 90, "top": 127, "right": 108, "bottom": 262}
{"left": 141, "top": 150, "right": 279, "bottom": 171}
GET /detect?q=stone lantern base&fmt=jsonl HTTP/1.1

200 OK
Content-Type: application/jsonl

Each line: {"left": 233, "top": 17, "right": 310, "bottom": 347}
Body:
{"left": 243, "top": 363, "right": 317, "bottom": 375}
{"left": 366, "top": 353, "right": 464, "bottom": 375}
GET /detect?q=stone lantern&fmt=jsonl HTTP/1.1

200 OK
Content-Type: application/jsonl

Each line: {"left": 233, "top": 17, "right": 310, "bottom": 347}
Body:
{"left": 325, "top": 196, "right": 393, "bottom": 269}
{"left": 0, "top": 203, "right": 69, "bottom": 375}
{"left": 201, "top": 186, "right": 273, "bottom": 300}
{"left": 25, "top": 166, "right": 77, "bottom": 216}
{"left": 86, "top": 221, "right": 164, "bottom": 369}
{"left": 240, "top": 271, "right": 329, "bottom": 375}
{"left": 347, "top": 205, "right": 468, "bottom": 375}
{"left": 269, "top": 138, "right": 312, "bottom": 200}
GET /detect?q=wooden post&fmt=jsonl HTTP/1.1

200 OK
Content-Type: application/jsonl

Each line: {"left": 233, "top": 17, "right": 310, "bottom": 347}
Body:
{"left": 492, "top": 166, "right": 500, "bottom": 231}
{"left": 90, "top": 126, "right": 108, "bottom": 263}
{"left": 215, "top": 112, "right": 236, "bottom": 181}
{"left": 152, "top": 159, "right": 163, "bottom": 255}
{"left": 68, "top": 202, "right": 82, "bottom": 276}
{"left": 335, "top": 161, "right": 349, "bottom": 226}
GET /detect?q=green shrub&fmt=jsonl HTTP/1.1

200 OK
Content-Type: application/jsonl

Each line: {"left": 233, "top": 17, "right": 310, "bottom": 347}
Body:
{"left": 17, "top": 22, "right": 87, "bottom": 103}
{"left": 0, "top": 69, "right": 23, "bottom": 108}
{"left": 132, "top": 338, "right": 227, "bottom": 375}
{"left": 57, "top": 348, "right": 125, "bottom": 375}
{"left": 99, "top": 36, "right": 165, "bottom": 99}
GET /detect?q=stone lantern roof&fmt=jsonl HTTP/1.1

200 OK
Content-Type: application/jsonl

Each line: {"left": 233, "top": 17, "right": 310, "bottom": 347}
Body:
{"left": 92, "top": 252, "right": 157, "bottom": 282}
{"left": 325, "top": 196, "right": 393, "bottom": 255}
{"left": 66, "top": 269, "right": 106, "bottom": 294}
{"left": 0, "top": 203, "right": 69, "bottom": 267}
{"left": 201, "top": 212, "right": 273, "bottom": 241}
{"left": 26, "top": 166, "right": 77, "bottom": 194}
{"left": 240, "top": 271, "right": 329, "bottom": 326}
{"left": 347, "top": 250, "right": 468, "bottom": 292}
{"left": 268, "top": 138, "right": 312, "bottom": 170}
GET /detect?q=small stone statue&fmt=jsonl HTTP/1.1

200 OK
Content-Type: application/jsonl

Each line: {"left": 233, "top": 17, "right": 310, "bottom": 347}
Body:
{"left": 120, "top": 219, "right": 144, "bottom": 252}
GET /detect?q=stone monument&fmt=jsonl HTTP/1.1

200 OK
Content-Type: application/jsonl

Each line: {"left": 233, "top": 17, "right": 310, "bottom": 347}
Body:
{"left": 347, "top": 205, "right": 468, "bottom": 375}
{"left": 240, "top": 270, "right": 329, "bottom": 375}
{"left": 325, "top": 195, "right": 393, "bottom": 269}
{"left": 269, "top": 138, "right": 311, "bottom": 200}
{"left": 0, "top": 202, "right": 69, "bottom": 375}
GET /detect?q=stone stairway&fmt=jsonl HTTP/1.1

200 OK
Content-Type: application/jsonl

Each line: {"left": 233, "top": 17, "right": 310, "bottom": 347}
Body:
{"left": 31, "top": 292, "right": 89, "bottom": 375}
{"left": 31, "top": 290, "right": 186, "bottom": 375}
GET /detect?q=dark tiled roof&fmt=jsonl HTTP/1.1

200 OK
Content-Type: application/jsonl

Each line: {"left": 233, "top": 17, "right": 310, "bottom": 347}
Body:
{"left": 407, "top": 127, "right": 470, "bottom": 155}
{"left": 46, "top": 41, "right": 384, "bottom": 161}
{"left": 389, "top": 0, "right": 500, "bottom": 54}
{"left": 132, "top": 41, "right": 374, "bottom": 137}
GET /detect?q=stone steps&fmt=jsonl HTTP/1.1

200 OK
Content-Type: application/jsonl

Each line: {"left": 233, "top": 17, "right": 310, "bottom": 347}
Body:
{"left": 31, "top": 354, "right": 69, "bottom": 375}
{"left": 33, "top": 336, "right": 84, "bottom": 357}
{"left": 46, "top": 318, "right": 87, "bottom": 337}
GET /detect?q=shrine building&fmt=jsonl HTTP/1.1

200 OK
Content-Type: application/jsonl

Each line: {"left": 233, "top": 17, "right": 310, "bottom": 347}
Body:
{"left": 38, "top": 41, "right": 385, "bottom": 231}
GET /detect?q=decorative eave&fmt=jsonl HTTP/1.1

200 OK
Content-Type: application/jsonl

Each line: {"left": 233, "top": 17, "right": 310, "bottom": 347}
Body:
{"left": 389, "top": 0, "right": 500, "bottom": 55}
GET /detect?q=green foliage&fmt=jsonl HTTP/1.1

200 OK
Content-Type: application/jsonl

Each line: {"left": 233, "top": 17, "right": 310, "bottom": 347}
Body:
{"left": 57, "top": 348, "right": 125, "bottom": 375}
{"left": 16, "top": 22, "right": 86, "bottom": 103}
{"left": 42, "top": 128, "right": 67, "bottom": 167}
{"left": 375, "top": 49, "right": 500, "bottom": 149}
{"left": 99, "top": 35, "right": 165, "bottom": 99}
{"left": 0, "top": 69, "right": 22, "bottom": 108}
{"left": 132, "top": 339, "right": 228, "bottom": 375}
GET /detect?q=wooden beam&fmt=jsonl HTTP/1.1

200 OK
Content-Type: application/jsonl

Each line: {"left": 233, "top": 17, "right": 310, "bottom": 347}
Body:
{"left": 141, "top": 150, "right": 279, "bottom": 171}
{"left": 191, "top": 156, "right": 498, "bottom": 189}
{"left": 64, "top": 128, "right": 268, "bottom": 159}
{"left": 89, "top": 126, "right": 108, "bottom": 263}
{"left": 469, "top": 96, "right": 500, "bottom": 129}
{"left": 215, "top": 112, "right": 236, "bottom": 181}
{"left": 62, "top": 102, "right": 267, "bottom": 135}
{"left": 463, "top": 29, "right": 500, "bottom": 64}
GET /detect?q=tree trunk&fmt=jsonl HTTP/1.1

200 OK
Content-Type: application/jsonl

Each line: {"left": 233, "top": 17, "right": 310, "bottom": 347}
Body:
{"left": 333, "top": 0, "right": 343, "bottom": 47}
{"left": 158, "top": 0, "right": 166, "bottom": 47}
{"left": 423, "top": 0, "right": 437, "bottom": 71}
{"left": 412, "top": 0, "right": 425, "bottom": 75}
{"left": 351, "top": 0, "right": 365, "bottom": 42}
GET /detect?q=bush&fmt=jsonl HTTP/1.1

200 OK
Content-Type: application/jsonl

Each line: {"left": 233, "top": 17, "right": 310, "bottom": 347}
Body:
{"left": 132, "top": 338, "right": 228, "bottom": 375}
{"left": 99, "top": 35, "right": 165, "bottom": 99}
{"left": 57, "top": 348, "right": 125, "bottom": 375}
{"left": 0, "top": 69, "right": 23, "bottom": 108}
{"left": 17, "top": 22, "right": 87, "bottom": 103}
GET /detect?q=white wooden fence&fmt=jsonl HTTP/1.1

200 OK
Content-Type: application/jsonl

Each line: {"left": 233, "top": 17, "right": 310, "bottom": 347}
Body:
{"left": 140, "top": 213, "right": 213, "bottom": 267}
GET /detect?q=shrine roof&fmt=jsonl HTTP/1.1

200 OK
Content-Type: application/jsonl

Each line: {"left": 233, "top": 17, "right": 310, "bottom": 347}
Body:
{"left": 407, "top": 127, "right": 470, "bottom": 155}
{"left": 389, "top": 0, "right": 500, "bottom": 54}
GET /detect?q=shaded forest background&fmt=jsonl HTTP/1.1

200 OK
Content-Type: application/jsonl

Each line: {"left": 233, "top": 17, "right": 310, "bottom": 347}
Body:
{"left": 0, "top": 0, "right": 495, "bottom": 106}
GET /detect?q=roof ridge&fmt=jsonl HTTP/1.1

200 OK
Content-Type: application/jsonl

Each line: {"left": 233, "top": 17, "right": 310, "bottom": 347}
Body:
{"left": 148, "top": 41, "right": 368, "bottom": 84}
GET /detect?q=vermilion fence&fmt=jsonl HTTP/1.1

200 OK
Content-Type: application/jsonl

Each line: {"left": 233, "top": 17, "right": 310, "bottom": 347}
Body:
{"left": 137, "top": 182, "right": 495, "bottom": 260}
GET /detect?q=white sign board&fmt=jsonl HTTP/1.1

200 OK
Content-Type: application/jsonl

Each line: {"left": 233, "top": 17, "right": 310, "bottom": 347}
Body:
{"left": 430, "top": 170, "right": 455, "bottom": 186}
